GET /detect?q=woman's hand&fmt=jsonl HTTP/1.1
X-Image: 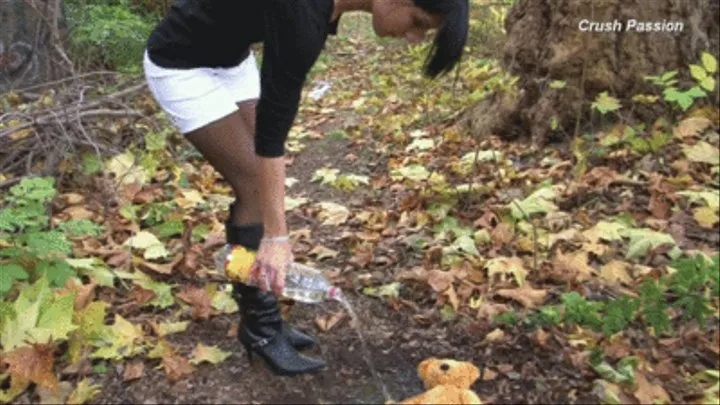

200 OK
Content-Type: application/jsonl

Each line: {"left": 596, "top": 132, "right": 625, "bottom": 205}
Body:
{"left": 248, "top": 237, "right": 292, "bottom": 295}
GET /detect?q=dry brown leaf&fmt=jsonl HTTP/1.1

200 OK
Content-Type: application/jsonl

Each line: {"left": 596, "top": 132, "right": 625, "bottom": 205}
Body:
{"left": 60, "top": 193, "right": 86, "bottom": 206}
{"left": 633, "top": 373, "right": 671, "bottom": 405}
{"left": 553, "top": 250, "right": 595, "bottom": 281}
{"left": 427, "top": 270, "right": 454, "bottom": 292}
{"left": 138, "top": 260, "right": 174, "bottom": 275}
{"left": 673, "top": 117, "right": 712, "bottom": 139}
{"left": 176, "top": 286, "right": 213, "bottom": 320}
{"left": 548, "top": 229, "right": 583, "bottom": 248}
{"left": 649, "top": 191, "right": 671, "bottom": 220}
{"left": 445, "top": 284, "right": 459, "bottom": 311}
{"left": 227, "top": 322, "right": 239, "bottom": 338}
{"left": 315, "top": 311, "right": 346, "bottom": 332}
{"left": 600, "top": 260, "right": 632, "bottom": 285}
{"left": 534, "top": 328, "right": 551, "bottom": 349}
{"left": 63, "top": 206, "right": 96, "bottom": 221}
{"left": 129, "top": 285, "right": 157, "bottom": 306}
{"left": 57, "top": 279, "right": 97, "bottom": 311}
{"left": 497, "top": 364, "right": 514, "bottom": 374}
{"left": 496, "top": 284, "right": 548, "bottom": 308}
{"left": 491, "top": 223, "right": 514, "bottom": 246}
{"left": 1, "top": 344, "right": 58, "bottom": 390}
{"left": 122, "top": 361, "right": 144, "bottom": 381}
{"left": 482, "top": 328, "right": 506, "bottom": 345}
{"left": 476, "top": 301, "right": 511, "bottom": 320}
{"left": 161, "top": 354, "right": 194, "bottom": 381}
{"left": 479, "top": 369, "right": 497, "bottom": 382}
{"left": 309, "top": 245, "right": 339, "bottom": 260}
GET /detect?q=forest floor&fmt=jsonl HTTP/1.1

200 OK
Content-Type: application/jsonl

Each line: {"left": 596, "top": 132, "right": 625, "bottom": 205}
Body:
{"left": 1, "top": 10, "right": 718, "bottom": 405}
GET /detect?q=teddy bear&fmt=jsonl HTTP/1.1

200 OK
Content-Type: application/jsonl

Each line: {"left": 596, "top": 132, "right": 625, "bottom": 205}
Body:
{"left": 396, "top": 358, "right": 483, "bottom": 404}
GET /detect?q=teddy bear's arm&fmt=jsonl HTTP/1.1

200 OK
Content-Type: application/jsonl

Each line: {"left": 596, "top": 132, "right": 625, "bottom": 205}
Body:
{"left": 399, "top": 386, "right": 483, "bottom": 405}
{"left": 461, "top": 389, "right": 483, "bottom": 404}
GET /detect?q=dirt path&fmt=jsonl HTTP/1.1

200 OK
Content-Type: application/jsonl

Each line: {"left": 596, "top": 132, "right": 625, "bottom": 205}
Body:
{"left": 91, "top": 133, "right": 600, "bottom": 405}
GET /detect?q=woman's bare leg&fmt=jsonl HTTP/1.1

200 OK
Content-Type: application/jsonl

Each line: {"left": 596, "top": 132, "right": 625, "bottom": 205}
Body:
{"left": 184, "top": 100, "right": 261, "bottom": 226}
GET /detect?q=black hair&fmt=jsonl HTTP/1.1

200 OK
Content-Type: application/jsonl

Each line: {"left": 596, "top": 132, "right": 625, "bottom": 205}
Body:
{"left": 412, "top": 0, "right": 469, "bottom": 78}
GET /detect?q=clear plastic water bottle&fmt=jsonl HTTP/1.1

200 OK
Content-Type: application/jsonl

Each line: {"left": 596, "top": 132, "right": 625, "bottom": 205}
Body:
{"left": 215, "top": 244, "right": 340, "bottom": 304}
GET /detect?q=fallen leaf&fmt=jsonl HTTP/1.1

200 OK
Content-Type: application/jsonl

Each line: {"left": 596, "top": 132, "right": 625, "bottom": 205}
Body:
{"left": 427, "top": 270, "right": 454, "bottom": 292}
{"left": 482, "top": 328, "right": 506, "bottom": 344}
{"left": 553, "top": 250, "right": 595, "bottom": 281}
{"left": 497, "top": 364, "right": 514, "bottom": 374}
{"left": 476, "top": 301, "right": 511, "bottom": 320}
{"left": 89, "top": 315, "right": 145, "bottom": 360}
{"left": 190, "top": 343, "right": 232, "bottom": 365}
{"left": 37, "top": 381, "right": 73, "bottom": 405}
{"left": 583, "top": 221, "right": 626, "bottom": 243}
{"left": 122, "top": 361, "right": 144, "bottom": 381}
{"left": 176, "top": 286, "right": 213, "bottom": 320}
{"left": 548, "top": 229, "right": 582, "bottom": 248}
{"left": 674, "top": 117, "right": 712, "bottom": 138}
{"left": 309, "top": 245, "right": 339, "bottom": 260}
{"left": 123, "top": 231, "right": 169, "bottom": 260}
{"left": 684, "top": 141, "right": 720, "bottom": 165}
{"left": 495, "top": 284, "right": 548, "bottom": 308}
{"left": 60, "top": 193, "right": 86, "bottom": 206}
{"left": 161, "top": 354, "right": 194, "bottom": 381}
{"left": 66, "top": 378, "right": 101, "bottom": 405}
{"left": 482, "top": 369, "right": 498, "bottom": 381}
{"left": 175, "top": 189, "right": 205, "bottom": 210}
{"left": 227, "top": 322, "right": 239, "bottom": 338}
{"left": 1, "top": 343, "right": 58, "bottom": 390}
{"left": 316, "top": 202, "right": 350, "bottom": 226}
{"left": 694, "top": 206, "right": 719, "bottom": 228}
{"left": 151, "top": 321, "right": 189, "bottom": 337}
{"left": 445, "top": 284, "right": 459, "bottom": 311}
{"left": 634, "top": 373, "right": 671, "bottom": 404}
{"left": 600, "top": 260, "right": 632, "bottom": 284}
{"left": 63, "top": 206, "right": 95, "bottom": 221}
{"left": 315, "top": 311, "right": 346, "bottom": 332}
{"left": 486, "top": 256, "right": 528, "bottom": 286}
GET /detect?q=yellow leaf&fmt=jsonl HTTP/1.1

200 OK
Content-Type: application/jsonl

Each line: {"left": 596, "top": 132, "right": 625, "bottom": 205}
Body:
{"left": 683, "top": 141, "right": 720, "bottom": 165}
{"left": 175, "top": 189, "right": 205, "bottom": 210}
{"left": 600, "top": 260, "right": 632, "bottom": 284}
{"left": 694, "top": 206, "right": 720, "bottom": 228}
{"left": 67, "top": 378, "right": 101, "bottom": 405}
{"left": 189, "top": 343, "right": 231, "bottom": 365}
{"left": 486, "top": 256, "right": 528, "bottom": 286}
{"left": 316, "top": 202, "right": 350, "bottom": 226}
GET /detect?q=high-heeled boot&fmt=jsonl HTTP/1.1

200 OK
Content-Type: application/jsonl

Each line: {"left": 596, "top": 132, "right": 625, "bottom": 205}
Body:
{"left": 235, "top": 286, "right": 326, "bottom": 376}
{"left": 225, "top": 221, "right": 318, "bottom": 350}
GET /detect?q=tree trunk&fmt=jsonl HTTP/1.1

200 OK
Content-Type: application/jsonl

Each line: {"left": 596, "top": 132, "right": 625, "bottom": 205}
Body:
{"left": 462, "top": 0, "right": 720, "bottom": 146}
{"left": 0, "top": 0, "right": 69, "bottom": 93}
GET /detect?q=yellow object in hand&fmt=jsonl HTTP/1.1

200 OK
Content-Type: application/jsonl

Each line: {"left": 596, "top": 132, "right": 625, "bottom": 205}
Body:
{"left": 224, "top": 245, "right": 257, "bottom": 282}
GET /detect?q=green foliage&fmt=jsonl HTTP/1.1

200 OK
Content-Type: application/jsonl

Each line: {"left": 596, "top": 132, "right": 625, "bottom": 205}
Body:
{"left": 640, "top": 278, "right": 671, "bottom": 334}
{"left": 603, "top": 296, "right": 639, "bottom": 336}
{"left": 493, "top": 310, "right": 518, "bottom": 327}
{"left": 561, "top": 292, "right": 603, "bottom": 329}
{"left": 645, "top": 53, "right": 717, "bottom": 111}
{"left": 0, "top": 178, "right": 77, "bottom": 296}
{"left": 667, "top": 253, "right": 718, "bottom": 327}
{"left": 57, "top": 219, "right": 105, "bottom": 238}
{"left": 65, "top": 0, "right": 155, "bottom": 73}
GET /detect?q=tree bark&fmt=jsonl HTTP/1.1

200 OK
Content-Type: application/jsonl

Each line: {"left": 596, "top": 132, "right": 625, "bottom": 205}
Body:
{"left": 461, "top": 0, "right": 720, "bottom": 145}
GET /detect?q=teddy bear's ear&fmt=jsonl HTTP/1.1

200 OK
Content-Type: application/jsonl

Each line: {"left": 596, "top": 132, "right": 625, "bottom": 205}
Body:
{"left": 458, "top": 362, "right": 481, "bottom": 388}
{"left": 417, "top": 358, "right": 436, "bottom": 379}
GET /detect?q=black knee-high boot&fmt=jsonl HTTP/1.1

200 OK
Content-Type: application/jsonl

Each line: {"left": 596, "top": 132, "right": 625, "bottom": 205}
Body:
{"left": 225, "top": 220, "right": 324, "bottom": 376}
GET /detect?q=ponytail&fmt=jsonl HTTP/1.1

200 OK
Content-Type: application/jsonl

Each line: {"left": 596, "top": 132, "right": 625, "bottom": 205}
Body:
{"left": 413, "top": 0, "right": 469, "bottom": 78}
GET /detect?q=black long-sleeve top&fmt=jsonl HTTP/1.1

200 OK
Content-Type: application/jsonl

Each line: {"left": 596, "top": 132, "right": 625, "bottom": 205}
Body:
{"left": 146, "top": 0, "right": 340, "bottom": 157}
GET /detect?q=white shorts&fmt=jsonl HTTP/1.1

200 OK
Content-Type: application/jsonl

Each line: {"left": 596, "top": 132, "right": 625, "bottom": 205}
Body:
{"left": 143, "top": 50, "right": 261, "bottom": 134}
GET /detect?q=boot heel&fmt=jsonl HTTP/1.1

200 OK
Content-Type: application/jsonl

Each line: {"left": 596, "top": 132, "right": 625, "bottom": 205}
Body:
{"left": 242, "top": 341, "right": 255, "bottom": 364}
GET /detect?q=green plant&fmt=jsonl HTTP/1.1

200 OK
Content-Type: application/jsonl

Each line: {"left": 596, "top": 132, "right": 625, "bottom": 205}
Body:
{"left": 0, "top": 178, "right": 75, "bottom": 295}
{"left": 65, "top": 0, "right": 154, "bottom": 73}
{"left": 645, "top": 52, "right": 718, "bottom": 111}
